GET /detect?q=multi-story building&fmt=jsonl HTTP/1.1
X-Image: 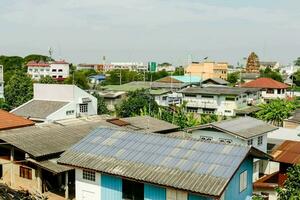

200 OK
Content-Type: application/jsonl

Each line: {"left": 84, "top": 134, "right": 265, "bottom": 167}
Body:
{"left": 27, "top": 60, "right": 70, "bottom": 80}
{"left": 0, "top": 65, "right": 3, "bottom": 98}
{"left": 185, "top": 61, "right": 228, "bottom": 80}
{"left": 76, "top": 63, "right": 104, "bottom": 71}
{"left": 180, "top": 86, "right": 262, "bottom": 116}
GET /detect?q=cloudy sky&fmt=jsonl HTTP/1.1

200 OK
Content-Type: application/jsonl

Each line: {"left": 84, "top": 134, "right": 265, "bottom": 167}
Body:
{"left": 0, "top": 0, "right": 299, "bottom": 65}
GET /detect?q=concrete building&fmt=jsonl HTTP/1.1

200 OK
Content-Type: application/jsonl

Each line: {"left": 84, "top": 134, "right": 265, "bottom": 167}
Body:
{"left": 185, "top": 117, "right": 277, "bottom": 182}
{"left": 242, "top": 78, "right": 289, "bottom": 101}
{"left": 260, "top": 61, "right": 280, "bottom": 70}
{"left": 0, "top": 65, "right": 3, "bottom": 98}
{"left": 27, "top": 60, "right": 70, "bottom": 81}
{"left": 58, "top": 127, "right": 271, "bottom": 200}
{"left": 180, "top": 86, "right": 262, "bottom": 116}
{"left": 76, "top": 63, "right": 104, "bottom": 71}
{"left": 105, "top": 62, "right": 147, "bottom": 72}
{"left": 185, "top": 61, "right": 228, "bottom": 80}
{"left": 11, "top": 84, "right": 97, "bottom": 122}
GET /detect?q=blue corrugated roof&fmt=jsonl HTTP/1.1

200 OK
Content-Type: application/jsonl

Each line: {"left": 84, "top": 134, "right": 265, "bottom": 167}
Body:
{"left": 171, "top": 75, "right": 201, "bottom": 83}
{"left": 89, "top": 75, "right": 106, "bottom": 80}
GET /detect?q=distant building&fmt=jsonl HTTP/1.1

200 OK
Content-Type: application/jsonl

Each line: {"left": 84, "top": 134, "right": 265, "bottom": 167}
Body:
{"left": 202, "top": 78, "right": 229, "bottom": 86}
{"left": 185, "top": 61, "right": 228, "bottom": 80}
{"left": 260, "top": 61, "right": 280, "bottom": 70}
{"left": 242, "top": 78, "right": 289, "bottom": 101}
{"left": 105, "top": 62, "right": 147, "bottom": 72}
{"left": 88, "top": 75, "right": 106, "bottom": 84}
{"left": 76, "top": 63, "right": 104, "bottom": 71}
{"left": 241, "top": 73, "right": 260, "bottom": 83}
{"left": 11, "top": 83, "right": 97, "bottom": 122}
{"left": 180, "top": 86, "right": 262, "bottom": 116}
{"left": 0, "top": 65, "right": 3, "bottom": 98}
{"left": 245, "top": 52, "right": 260, "bottom": 73}
{"left": 156, "top": 75, "right": 202, "bottom": 84}
{"left": 157, "top": 65, "right": 176, "bottom": 72}
{"left": 58, "top": 127, "right": 271, "bottom": 200}
{"left": 27, "top": 60, "right": 70, "bottom": 81}
{"left": 283, "top": 109, "right": 300, "bottom": 128}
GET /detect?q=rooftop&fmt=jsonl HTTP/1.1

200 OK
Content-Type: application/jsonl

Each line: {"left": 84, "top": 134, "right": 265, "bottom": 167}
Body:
{"left": 284, "top": 109, "right": 300, "bottom": 124}
{"left": 11, "top": 100, "right": 69, "bottom": 120}
{"left": 58, "top": 127, "right": 268, "bottom": 197}
{"left": 202, "top": 78, "right": 229, "bottom": 85}
{"left": 180, "top": 86, "right": 260, "bottom": 96}
{"left": 272, "top": 140, "right": 300, "bottom": 164}
{"left": 242, "top": 78, "right": 288, "bottom": 89}
{"left": 186, "top": 117, "right": 277, "bottom": 139}
{"left": 157, "top": 76, "right": 201, "bottom": 84}
{"left": 0, "top": 110, "right": 34, "bottom": 131}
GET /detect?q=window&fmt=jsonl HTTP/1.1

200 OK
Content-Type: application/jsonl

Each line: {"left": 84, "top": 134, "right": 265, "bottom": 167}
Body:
{"left": 52, "top": 69, "right": 57, "bottom": 72}
{"left": 29, "top": 68, "right": 33, "bottom": 72}
{"left": 58, "top": 69, "right": 63, "bottom": 72}
{"left": 239, "top": 170, "right": 247, "bottom": 192}
{"left": 46, "top": 69, "right": 50, "bottom": 71}
{"left": 277, "top": 89, "right": 281, "bottom": 94}
{"left": 185, "top": 94, "right": 197, "bottom": 98}
{"left": 218, "top": 138, "right": 232, "bottom": 144}
{"left": 34, "top": 69, "right": 38, "bottom": 72}
{"left": 82, "top": 170, "right": 95, "bottom": 181}
{"left": 225, "top": 96, "right": 235, "bottom": 101}
{"left": 187, "top": 107, "right": 198, "bottom": 113}
{"left": 201, "top": 95, "right": 214, "bottom": 99}
{"left": 162, "top": 96, "right": 167, "bottom": 100}
{"left": 40, "top": 69, "right": 44, "bottom": 72}
{"left": 58, "top": 75, "right": 63, "bottom": 78}
{"left": 79, "top": 103, "right": 88, "bottom": 113}
{"left": 122, "top": 179, "right": 144, "bottom": 200}
{"left": 266, "top": 89, "right": 274, "bottom": 94}
{"left": 66, "top": 110, "right": 75, "bottom": 115}
{"left": 200, "top": 136, "right": 213, "bottom": 142}
{"left": 20, "top": 166, "right": 32, "bottom": 180}
{"left": 224, "top": 110, "right": 231, "bottom": 114}
{"left": 202, "top": 108, "right": 215, "bottom": 114}
{"left": 52, "top": 75, "right": 57, "bottom": 78}
{"left": 258, "top": 136, "right": 263, "bottom": 146}
{"left": 247, "top": 139, "right": 253, "bottom": 146}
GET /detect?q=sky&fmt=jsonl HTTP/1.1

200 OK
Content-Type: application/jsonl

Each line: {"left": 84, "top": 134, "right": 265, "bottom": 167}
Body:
{"left": 0, "top": 0, "right": 300, "bottom": 66}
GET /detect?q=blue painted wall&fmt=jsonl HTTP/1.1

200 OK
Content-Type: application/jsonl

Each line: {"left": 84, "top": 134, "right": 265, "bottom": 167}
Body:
{"left": 223, "top": 157, "right": 253, "bottom": 200}
{"left": 101, "top": 174, "right": 122, "bottom": 200}
{"left": 144, "top": 184, "right": 166, "bottom": 200}
{"left": 188, "top": 194, "right": 213, "bottom": 200}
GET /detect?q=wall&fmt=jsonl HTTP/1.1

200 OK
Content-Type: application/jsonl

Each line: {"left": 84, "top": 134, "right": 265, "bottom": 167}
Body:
{"left": 74, "top": 86, "right": 97, "bottom": 116}
{"left": 75, "top": 169, "right": 101, "bottom": 200}
{"left": 101, "top": 174, "right": 122, "bottom": 200}
{"left": 223, "top": 157, "right": 253, "bottom": 200}
{"left": 50, "top": 63, "right": 69, "bottom": 79}
{"left": 27, "top": 66, "right": 51, "bottom": 80}
{"left": 283, "top": 120, "right": 300, "bottom": 129}
{"left": 34, "top": 84, "right": 74, "bottom": 101}
{"left": 185, "top": 62, "right": 228, "bottom": 80}
{"left": 145, "top": 184, "right": 166, "bottom": 200}
{"left": 47, "top": 102, "right": 76, "bottom": 121}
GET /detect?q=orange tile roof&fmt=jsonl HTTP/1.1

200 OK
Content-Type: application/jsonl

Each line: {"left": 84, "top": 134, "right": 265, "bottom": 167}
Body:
{"left": 242, "top": 77, "right": 288, "bottom": 89}
{"left": 272, "top": 140, "right": 300, "bottom": 164}
{"left": 0, "top": 110, "right": 34, "bottom": 131}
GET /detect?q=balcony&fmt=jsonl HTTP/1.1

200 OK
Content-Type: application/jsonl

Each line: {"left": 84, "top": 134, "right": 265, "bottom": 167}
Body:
{"left": 185, "top": 99, "right": 218, "bottom": 109}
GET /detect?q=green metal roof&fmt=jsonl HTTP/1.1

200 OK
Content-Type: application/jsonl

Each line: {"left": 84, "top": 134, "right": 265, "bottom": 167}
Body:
{"left": 171, "top": 75, "right": 202, "bottom": 83}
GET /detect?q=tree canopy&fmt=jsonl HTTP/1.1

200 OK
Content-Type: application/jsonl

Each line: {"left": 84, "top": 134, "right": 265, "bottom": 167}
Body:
{"left": 227, "top": 72, "right": 240, "bottom": 85}
{"left": 4, "top": 71, "right": 33, "bottom": 108}
{"left": 64, "top": 71, "right": 90, "bottom": 89}
{"left": 256, "top": 99, "right": 296, "bottom": 126}
{"left": 260, "top": 67, "right": 283, "bottom": 82}
{"left": 294, "top": 57, "right": 300, "bottom": 66}
{"left": 92, "top": 92, "right": 109, "bottom": 115}
{"left": 39, "top": 76, "right": 58, "bottom": 84}
{"left": 276, "top": 164, "right": 300, "bottom": 200}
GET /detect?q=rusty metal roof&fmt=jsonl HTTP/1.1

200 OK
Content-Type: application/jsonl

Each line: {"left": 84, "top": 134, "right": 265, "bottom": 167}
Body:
{"left": 58, "top": 127, "right": 269, "bottom": 197}
{"left": 272, "top": 140, "right": 300, "bottom": 164}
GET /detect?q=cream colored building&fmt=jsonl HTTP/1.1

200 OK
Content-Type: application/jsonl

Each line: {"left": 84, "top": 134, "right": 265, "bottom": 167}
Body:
{"left": 185, "top": 61, "right": 228, "bottom": 80}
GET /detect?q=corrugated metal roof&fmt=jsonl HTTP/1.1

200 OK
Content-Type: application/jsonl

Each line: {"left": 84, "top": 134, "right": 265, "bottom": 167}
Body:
{"left": 27, "top": 158, "right": 72, "bottom": 174}
{"left": 170, "top": 76, "right": 202, "bottom": 83}
{"left": 58, "top": 128, "right": 258, "bottom": 197}
{"left": 180, "top": 86, "right": 260, "bottom": 95}
{"left": 11, "top": 100, "right": 69, "bottom": 120}
{"left": 272, "top": 140, "right": 300, "bottom": 164}
{"left": 202, "top": 78, "right": 228, "bottom": 85}
{"left": 187, "top": 117, "right": 277, "bottom": 139}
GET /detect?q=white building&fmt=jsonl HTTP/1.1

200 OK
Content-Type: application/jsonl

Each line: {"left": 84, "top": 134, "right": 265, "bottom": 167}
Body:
{"left": 27, "top": 60, "right": 70, "bottom": 80}
{"left": 180, "top": 86, "right": 262, "bottom": 116}
{"left": 185, "top": 117, "right": 278, "bottom": 181}
{"left": 0, "top": 65, "right": 3, "bottom": 98}
{"left": 11, "top": 83, "right": 97, "bottom": 122}
{"left": 105, "top": 62, "right": 147, "bottom": 72}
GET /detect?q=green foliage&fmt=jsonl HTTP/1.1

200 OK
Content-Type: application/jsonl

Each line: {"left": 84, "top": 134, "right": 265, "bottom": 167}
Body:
{"left": 146, "top": 70, "right": 168, "bottom": 81}
{"left": 116, "top": 89, "right": 158, "bottom": 117}
{"left": 0, "top": 99, "right": 11, "bottom": 111}
{"left": 256, "top": 99, "right": 297, "bottom": 126}
{"left": 64, "top": 71, "right": 89, "bottom": 89}
{"left": 260, "top": 67, "right": 283, "bottom": 82}
{"left": 294, "top": 57, "right": 300, "bottom": 66}
{"left": 23, "top": 54, "right": 52, "bottom": 64}
{"left": 92, "top": 92, "right": 109, "bottom": 115}
{"left": 104, "top": 69, "right": 143, "bottom": 85}
{"left": 276, "top": 164, "right": 300, "bottom": 200}
{"left": 173, "top": 67, "right": 185, "bottom": 76}
{"left": 252, "top": 194, "right": 264, "bottom": 200}
{"left": 291, "top": 69, "right": 300, "bottom": 86}
{"left": 4, "top": 71, "right": 33, "bottom": 109}
{"left": 158, "top": 62, "right": 171, "bottom": 67}
{"left": 227, "top": 72, "right": 240, "bottom": 85}
{"left": 39, "top": 76, "right": 58, "bottom": 84}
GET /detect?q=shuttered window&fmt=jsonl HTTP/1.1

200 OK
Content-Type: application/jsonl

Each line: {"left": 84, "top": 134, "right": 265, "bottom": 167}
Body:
{"left": 239, "top": 170, "right": 247, "bottom": 192}
{"left": 19, "top": 166, "right": 32, "bottom": 180}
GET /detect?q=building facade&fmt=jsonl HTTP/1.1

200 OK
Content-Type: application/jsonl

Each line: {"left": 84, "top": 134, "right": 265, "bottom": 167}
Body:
{"left": 105, "top": 62, "right": 147, "bottom": 72}
{"left": 0, "top": 65, "right": 3, "bottom": 98}
{"left": 180, "top": 87, "right": 262, "bottom": 116}
{"left": 27, "top": 60, "right": 70, "bottom": 81}
{"left": 185, "top": 61, "right": 228, "bottom": 80}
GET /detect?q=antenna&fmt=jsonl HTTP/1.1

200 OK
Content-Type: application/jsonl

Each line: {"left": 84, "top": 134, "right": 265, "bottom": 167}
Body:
{"left": 48, "top": 47, "right": 53, "bottom": 61}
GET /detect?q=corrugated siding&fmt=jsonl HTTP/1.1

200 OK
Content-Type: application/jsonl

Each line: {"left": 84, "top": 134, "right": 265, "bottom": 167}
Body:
{"left": 188, "top": 194, "right": 212, "bottom": 200}
{"left": 101, "top": 174, "right": 122, "bottom": 200}
{"left": 144, "top": 184, "right": 166, "bottom": 200}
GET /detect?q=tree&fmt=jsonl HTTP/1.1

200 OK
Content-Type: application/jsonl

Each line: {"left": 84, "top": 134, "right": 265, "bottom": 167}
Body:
{"left": 227, "top": 72, "right": 240, "bottom": 85}
{"left": 245, "top": 52, "right": 260, "bottom": 73}
{"left": 276, "top": 164, "right": 300, "bottom": 200}
{"left": 260, "top": 67, "right": 283, "bottom": 82}
{"left": 64, "top": 71, "right": 89, "bottom": 89}
{"left": 0, "top": 99, "right": 10, "bottom": 111}
{"left": 256, "top": 99, "right": 296, "bottom": 126}
{"left": 173, "top": 67, "right": 185, "bottom": 76}
{"left": 4, "top": 71, "right": 33, "bottom": 108}
{"left": 92, "top": 92, "right": 109, "bottom": 114}
{"left": 39, "top": 76, "right": 58, "bottom": 84}
{"left": 291, "top": 69, "right": 300, "bottom": 86}
{"left": 23, "top": 54, "right": 52, "bottom": 64}
{"left": 116, "top": 89, "right": 158, "bottom": 117}
{"left": 294, "top": 57, "right": 300, "bottom": 66}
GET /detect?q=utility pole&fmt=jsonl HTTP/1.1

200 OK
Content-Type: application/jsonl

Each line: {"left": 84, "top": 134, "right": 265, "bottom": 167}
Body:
{"left": 119, "top": 69, "right": 122, "bottom": 85}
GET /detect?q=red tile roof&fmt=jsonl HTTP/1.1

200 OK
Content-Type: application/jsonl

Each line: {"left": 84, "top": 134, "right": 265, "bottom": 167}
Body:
{"left": 0, "top": 110, "right": 34, "bottom": 131}
{"left": 242, "top": 77, "right": 288, "bottom": 89}
{"left": 27, "top": 61, "right": 50, "bottom": 67}
{"left": 272, "top": 140, "right": 300, "bottom": 164}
